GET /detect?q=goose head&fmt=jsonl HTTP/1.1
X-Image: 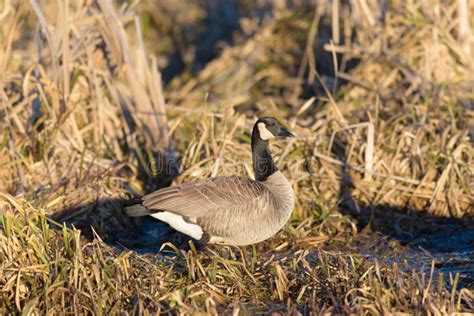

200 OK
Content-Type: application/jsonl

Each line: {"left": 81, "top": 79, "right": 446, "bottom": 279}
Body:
{"left": 255, "top": 117, "right": 294, "bottom": 141}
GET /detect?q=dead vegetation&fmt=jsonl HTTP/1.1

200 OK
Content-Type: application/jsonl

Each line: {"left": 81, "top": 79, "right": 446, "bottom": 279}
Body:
{"left": 0, "top": 0, "right": 473, "bottom": 314}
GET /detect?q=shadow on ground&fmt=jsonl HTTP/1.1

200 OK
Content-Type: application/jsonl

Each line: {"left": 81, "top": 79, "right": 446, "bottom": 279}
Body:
{"left": 331, "top": 135, "right": 474, "bottom": 289}
{"left": 49, "top": 146, "right": 194, "bottom": 253}
{"left": 49, "top": 197, "right": 196, "bottom": 253}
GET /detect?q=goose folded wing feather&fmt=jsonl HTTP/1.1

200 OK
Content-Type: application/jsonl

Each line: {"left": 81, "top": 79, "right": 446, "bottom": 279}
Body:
{"left": 142, "top": 176, "right": 267, "bottom": 218}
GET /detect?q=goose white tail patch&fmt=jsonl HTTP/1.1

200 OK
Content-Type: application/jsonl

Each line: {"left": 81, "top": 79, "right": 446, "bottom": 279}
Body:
{"left": 258, "top": 122, "right": 275, "bottom": 140}
{"left": 151, "top": 212, "right": 203, "bottom": 240}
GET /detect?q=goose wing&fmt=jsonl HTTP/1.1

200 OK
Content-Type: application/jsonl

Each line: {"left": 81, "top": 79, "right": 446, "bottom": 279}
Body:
{"left": 141, "top": 176, "right": 268, "bottom": 218}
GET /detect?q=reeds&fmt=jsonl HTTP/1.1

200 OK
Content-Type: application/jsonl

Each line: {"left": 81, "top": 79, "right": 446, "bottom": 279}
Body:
{"left": 0, "top": 0, "right": 473, "bottom": 313}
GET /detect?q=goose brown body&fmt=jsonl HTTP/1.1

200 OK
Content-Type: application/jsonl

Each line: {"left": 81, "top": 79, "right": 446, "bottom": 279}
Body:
{"left": 125, "top": 117, "right": 295, "bottom": 246}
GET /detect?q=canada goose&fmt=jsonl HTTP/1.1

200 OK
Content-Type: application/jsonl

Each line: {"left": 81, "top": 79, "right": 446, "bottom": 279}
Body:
{"left": 125, "top": 117, "right": 295, "bottom": 246}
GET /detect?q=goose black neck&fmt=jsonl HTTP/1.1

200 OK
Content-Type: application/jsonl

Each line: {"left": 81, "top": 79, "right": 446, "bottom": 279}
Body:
{"left": 251, "top": 124, "right": 277, "bottom": 182}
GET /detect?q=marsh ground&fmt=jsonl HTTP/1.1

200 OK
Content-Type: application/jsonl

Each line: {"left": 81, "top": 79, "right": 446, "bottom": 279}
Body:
{"left": 0, "top": 0, "right": 473, "bottom": 314}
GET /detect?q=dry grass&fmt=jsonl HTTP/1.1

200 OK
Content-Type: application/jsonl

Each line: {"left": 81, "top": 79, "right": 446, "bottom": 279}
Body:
{"left": 0, "top": 0, "right": 473, "bottom": 314}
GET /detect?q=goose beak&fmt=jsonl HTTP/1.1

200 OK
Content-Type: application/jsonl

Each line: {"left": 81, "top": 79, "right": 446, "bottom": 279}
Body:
{"left": 277, "top": 127, "right": 295, "bottom": 138}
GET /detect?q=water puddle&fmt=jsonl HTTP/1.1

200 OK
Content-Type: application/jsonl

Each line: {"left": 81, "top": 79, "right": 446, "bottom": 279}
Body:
{"left": 338, "top": 219, "right": 474, "bottom": 289}
{"left": 115, "top": 218, "right": 191, "bottom": 254}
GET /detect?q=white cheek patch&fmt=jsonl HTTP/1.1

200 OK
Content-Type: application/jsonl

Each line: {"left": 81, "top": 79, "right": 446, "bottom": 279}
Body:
{"left": 258, "top": 122, "right": 275, "bottom": 140}
{"left": 151, "top": 211, "right": 203, "bottom": 240}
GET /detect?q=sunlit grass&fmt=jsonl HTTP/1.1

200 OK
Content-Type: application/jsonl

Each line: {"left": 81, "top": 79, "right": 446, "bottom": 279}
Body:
{"left": 0, "top": 0, "right": 472, "bottom": 313}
